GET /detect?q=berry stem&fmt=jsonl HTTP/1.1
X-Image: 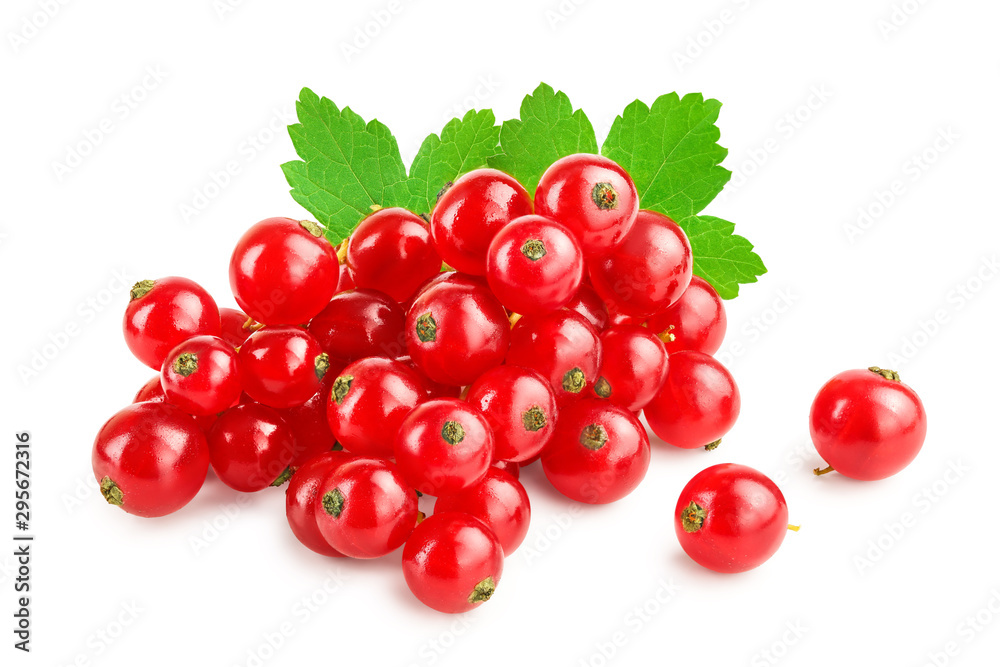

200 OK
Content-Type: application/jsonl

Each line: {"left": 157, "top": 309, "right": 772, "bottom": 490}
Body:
{"left": 787, "top": 524, "right": 801, "bottom": 532}
{"left": 813, "top": 465, "right": 835, "bottom": 476}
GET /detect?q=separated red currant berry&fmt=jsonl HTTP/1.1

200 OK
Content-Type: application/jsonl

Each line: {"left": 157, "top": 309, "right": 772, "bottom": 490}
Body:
{"left": 589, "top": 210, "right": 693, "bottom": 317}
{"left": 313, "top": 457, "right": 418, "bottom": 559}
{"left": 676, "top": 464, "right": 789, "bottom": 573}
{"left": 229, "top": 217, "right": 338, "bottom": 325}
{"left": 465, "top": 365, "right": 557, "bottom": 463}
{"left": 123, "top": 277, "right": 221, "bottom": 370}
{"left": 592, "top": 325, "right": 668, "bottom": 412}
{"left": 430, "top": 168, "right": 533, "bottom": 275}
{"left": 541, "top": 399, "right": 650, "bottom": 504}
{"left": 238, "top": 326, "right": 329, "bottom": 408}
{"left": 810, "top": 367, "right": 927, "bottom": 480}
{"left": 92, "top": 402, "right": 210, "bottom": 517}
{"left": 308, "top": 288, "right": 406, "bottom": 363}
{"left": 644, "top": 351, "right": 740, "bottom": 450}
{"left": 160, "top": 335, "right": 242, "bottom": 416}
{"left": 646, "top": 276, "right": 727, "bottom": 355}
{"left": 434, "top": 467, "right": 530, "bottom": 555}
{"left": 285, "top": 450, "right": 355, "bottom": 557}
{"left": 402, "top": 512, "right": 504, "bottom": 613}
{"left": 208, "top": 403, "right": 297, "bottom": 491}
{"left": 534, "top": 154, "right": 639, "bottom": 256}
{"left": 133, "top": 376, "right": 217, "bottom": 432}
{"left": 278, "top": 369, "right": 343, "bottom": 467}
{"left": 564, "top": 284, "right": 610, "bottom": 332}
{"left": 219, "top": 307, "right": 254, "bottom": 349}
{"left": 326, "top": 357, "right": 425, "bottom": 458}
{"left": 394, "top": 399, "right": 495, "bottom": 496}
{"left": 506, "top": 310, "right": 602, "bottom": 403}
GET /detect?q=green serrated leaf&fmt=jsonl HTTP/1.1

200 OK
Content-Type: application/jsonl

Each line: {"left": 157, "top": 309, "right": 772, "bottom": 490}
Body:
{"left": 281, "top": 87, "right": 407, "bottom": 244}
{"left": 678, "top": 215, "right": 766, "bottom": 299}
{"left": 388, "top": 109, "right": 501, "bottom": 216}
{"left": 602, "top": 93, "right": 731, "bottom": 221}
{"left": 489, "top": 83, "right": 598, "bottom": 196}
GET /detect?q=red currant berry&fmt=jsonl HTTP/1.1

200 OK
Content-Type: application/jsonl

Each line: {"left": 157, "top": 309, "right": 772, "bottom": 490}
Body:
{"left": 313, "top": 457, "right": 418, "bottom": 559}
{"left": 644, "top": 351, "right": 740, "bottom": 450}
{"left": 493, "top": 460, "right": 520, "bottom": 478}
{"left": 486, "top": 215, "right": 584, "bottom": 315}
{"left": 589, "top": 210, "right": 693, "bottom": 317}
{"left": 402, "top": 512, "right": 504, "bottom": 613}
{"left": 336, "top": 262, "right": 356, "bottom": 293}
{"left": 347, "top": 208, "right": 442, "bottom": 303}
{"left": 207, "top": 403, "right": 297, "bottom": 491}
{"left": 465, "top": 365, "right": 557, "bottom": 463}
{"left": 326, "top": 357, "right": 425, "bottom": 458}
{"left": 238, "top": 326, "right": 329, "bottom": 408}
{"left": 541, "top": 399, "right": 650, "bottom": 504}
{"left": 398, "top": 355, "right": 463, "bottom": 399}
{"left": 92, "top": 402, "right": 210, "bottom": 517}
{"left": 430, "top": 168, "right": 533, "bottom": 275}
{"left": 810, "top": 367, "right": 927, "bottom": 480}
{"left": 123, "top": 277, "right": 221, "bottom": 370}
{"left": 406, "top": 280, "right": 510, "bottom": 387}
{"left": 646, "top": 276, "right": 726, "bottom": 355}
{"left": 676, "top": 464, "right": 789, "bottom": 573}
{"left": 229, "top": 217, "right": 338, "bottom": 325}
{"left": 434, "top": 467, "right": 530, "bottom": 555}
{"left": 219, "top": 307, "right": 253, "bottom": 349}
{"left": 133, "top": 376, "right": 217, "bottom": 432}
{"left": 160, "top": 335, "right": 241, "bottom": 416}
{"left": 535, "top": 154, "right": 639, "bottom": 256}
{"left": 506, "top": 310, "right": 602, "bottom": 403}
{"left": 308, "top": 288, "right": 406, "bottom": 363}
{"left": 278, "top": 369, "right": 343, "bottom": 467}
{"left": 394, "top": 399, "right": 495, "bottom": 496}
{"left": 285, "top": 450, "right": 355, "bottom": 557}
{"left": 564, "top": 284, "right": 610, "bottom": 332}
{"left": 592, "top": 325, "right": 668, "bottom": 412}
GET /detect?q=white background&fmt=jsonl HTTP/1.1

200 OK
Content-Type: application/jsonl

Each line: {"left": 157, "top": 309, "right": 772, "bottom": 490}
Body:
{"left": 2, "top": 1, "right": 999, "bottom": 665}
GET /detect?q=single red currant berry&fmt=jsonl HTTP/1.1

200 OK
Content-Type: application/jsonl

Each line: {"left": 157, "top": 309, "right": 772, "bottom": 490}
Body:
{"left": 534, "top": 154, "right": 639, "bottom": 256}
{"left": 160, "top": 335, "right": 242, "bottom": 416}
{"left": 646, "top": 276, "right": 727, "bottom": 355}
{"left": 394, "top": 399, "right": 495, "bottom": 496}
{"left": 564, "top": 284, "right": 611, "bottom": 332}
{"left": 123, "top": 277, "right": 221, "bottom": 370}
{"left": 133, "top": 376, "right": 218, "bottom": 432}
{"left": 326, "top": 357, "right": 425, "bottom": 458}
{"left": 592, "top": 325, "right": 668, "bottom": 412}
{"left": 92, "top": 402, "right": 210, "bottom": 517}
{"left": 405, "top": 280, "right": 510, "bottom": 387}
{"left": 465, "top": 365, "right": 558, "bottom": 463}
{"left": 285, "top": 450, "right": 355, "bottom": 557}
{"left": 810, "top": 367, "right": 927, "bottom": 480}
{"left": 308, "top": 288, "right": 406, "bottom": 363}
{"left": 208, "top": 403, "right": 297, "bottom": 492}
{"left": 676, "top": 464, "right": 789, "bottom": 573}
{"left": 541, "top": 399, "right": 650, "bottom": 504}
{"left": 430, "top": 168, "right": 533, "bottom": 275}
{"left": 589, "top": 210, "right": 693, "bottom": 317}
{"left": 434, "top": 467, "right": 530, "bottom": 555}
{"left": 229, "top": 217, "right": 338, "bottom": 325}
{"left": 313, "top": 457, "right": 419, "bottom": 559}
{"left": 277, "top": 368, "right": 344, "bottom": 467}
{"left": 505, "top": 310, "right": 602, "bottom": 403}
{"left": 238, "top": 326, "right": 329, "bottom": 409}
{"left": 346, "top": 207, "right": 442, "bottom": 303}
{"left": 402, "top": 512, "right": 504, "bottom": 613}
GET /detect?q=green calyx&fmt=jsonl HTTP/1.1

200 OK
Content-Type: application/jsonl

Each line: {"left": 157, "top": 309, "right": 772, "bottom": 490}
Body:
{"left": 441, "top": 420, "right": 466, "bottom": 445}
{"left": 332, "top": 375, "right": 354, "bottom": 405}
{"left": 322, "top": 488, "right": 346, "bottom": 518}
{"left": 130, "top": 280, "right": 155, "bottom": 300}
{"left": 591, "top": 182, "right": 619, "bottom": 210}
{"left": 594, "top": 377, "right": 612, "bottom": 399}
{"left": 521, "top": 406, "right": 547, "bottom": 432}
{"left": 416, "top": 313, "right": 438, "bottom": 343}
{"left": 562, "top": 367, "right": 585, "bottom": 393}
{"left": 315, "top": 353, "right": 330, "bottom": 380}
{"left": 172, "top": 352, "right": 199, "bottom": 377}
{"left": 299, "top": 219, "right": 324, "bottom": 238}
{"left": 579, "top": 424, "right": 608, "bottom": 451}
{"left": 100, "top": 476, "right": 124, "bottom": 507}
{"left": 468, "top": 576, "right": 496, "bottom": 605}
{"left": 270, "top": 467, "right": 294, "bottom": 487}
{"left": 681, "top": 501, "right": 706, "bottom": 533}
{"left": 704, "top": 439, "right": 721, "bottom": 451}
{"left": 868, "top": 366, "right": 901, "bottom": 382}
{"left": 521, "top": 239, "right": 547, "bottom": 261}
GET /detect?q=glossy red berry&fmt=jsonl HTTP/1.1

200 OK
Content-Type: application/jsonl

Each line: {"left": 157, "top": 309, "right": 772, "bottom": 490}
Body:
{"left": 434, "top": 467, "right": 530, "bottom": 555}
{"left": 123, "top": 277, "right": 221, "bottom": 370}
{"left": 646, "top": 276, "right": 726, "bottom": 355}
{"left": 347, "top": 208, "right": 442, "bottom": 303}
{"left": 326, "top": 357, "right": 425, "bottom": 458}
{"left": 465, "top": 365, "right": 557, "bottom": 463}
{"left": 589, "top": 210, "right": 693, "bottom": 317}
{"left": 229, "top": 217, "right": 338, "bottom": 325}
{"left": 160, "top": 335, "right": 241, "bottom": 416}
{"left": 492, "top": 460, "right": 520, "bottom": 479}
{"left": 399, "top": 355, "right": 463, "bottom": 400}
{"left": 506, "top": 310, "right": 602, "bottom": 403}
{"left": 285, "top": 451, "right": 355, "bottom": 557}
{"left": 592, "top": 325, "right": 668, "bottom": 412}
{"left": 92, "top": 402, "right": 210, "bottom": 517}
{"left": 278, "top": 369, "right": 343, "bottom": 467}
{"left": 219, "top": 307, "right": 253, "bottom": 349}
{"left": 238, "top": 326, "right": 329, "bottom": 408}
{"left": 406, "top": 280, "right": 510, "bottom": 387}
{"left": 810, "top": 367, "right": 927, "bottom": 480}
{"left": 133, "top": 376, "right": 217, "bottom": 432}
{"left": 534, "top": 154, "right": 639, "bottom": 256}
{"left": 644, "top": 350, "right": 740, "bottom": 450}
{"left": 395, "top": 399, "right": 495, "bottom": 496}
{"left": 541, "top": 399, "right": 650, "bottom": 504}
{"left": 308, "top": 288, "right": 406, "bottom": 363}
{"left": 564, "top": 284, "right": 610, "bottom": 332}
{"left": 430, "top": 168, "right": 533, "bottom": 275}
{"left": 313, "top": 457, "right": 418, "bottom": 559}
{"left": 676, "top": 464, "right": 789, "bottom": 573}
{"left": 207, "top": 403, "right": 298, "bottom": 492}
{"left": 402, "top": 512, "right": 504, "bottom": 613}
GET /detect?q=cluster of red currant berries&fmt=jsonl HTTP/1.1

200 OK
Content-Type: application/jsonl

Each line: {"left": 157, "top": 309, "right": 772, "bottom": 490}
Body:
{"left": 93, "top": 153, "right": 927, "bottom": 611}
